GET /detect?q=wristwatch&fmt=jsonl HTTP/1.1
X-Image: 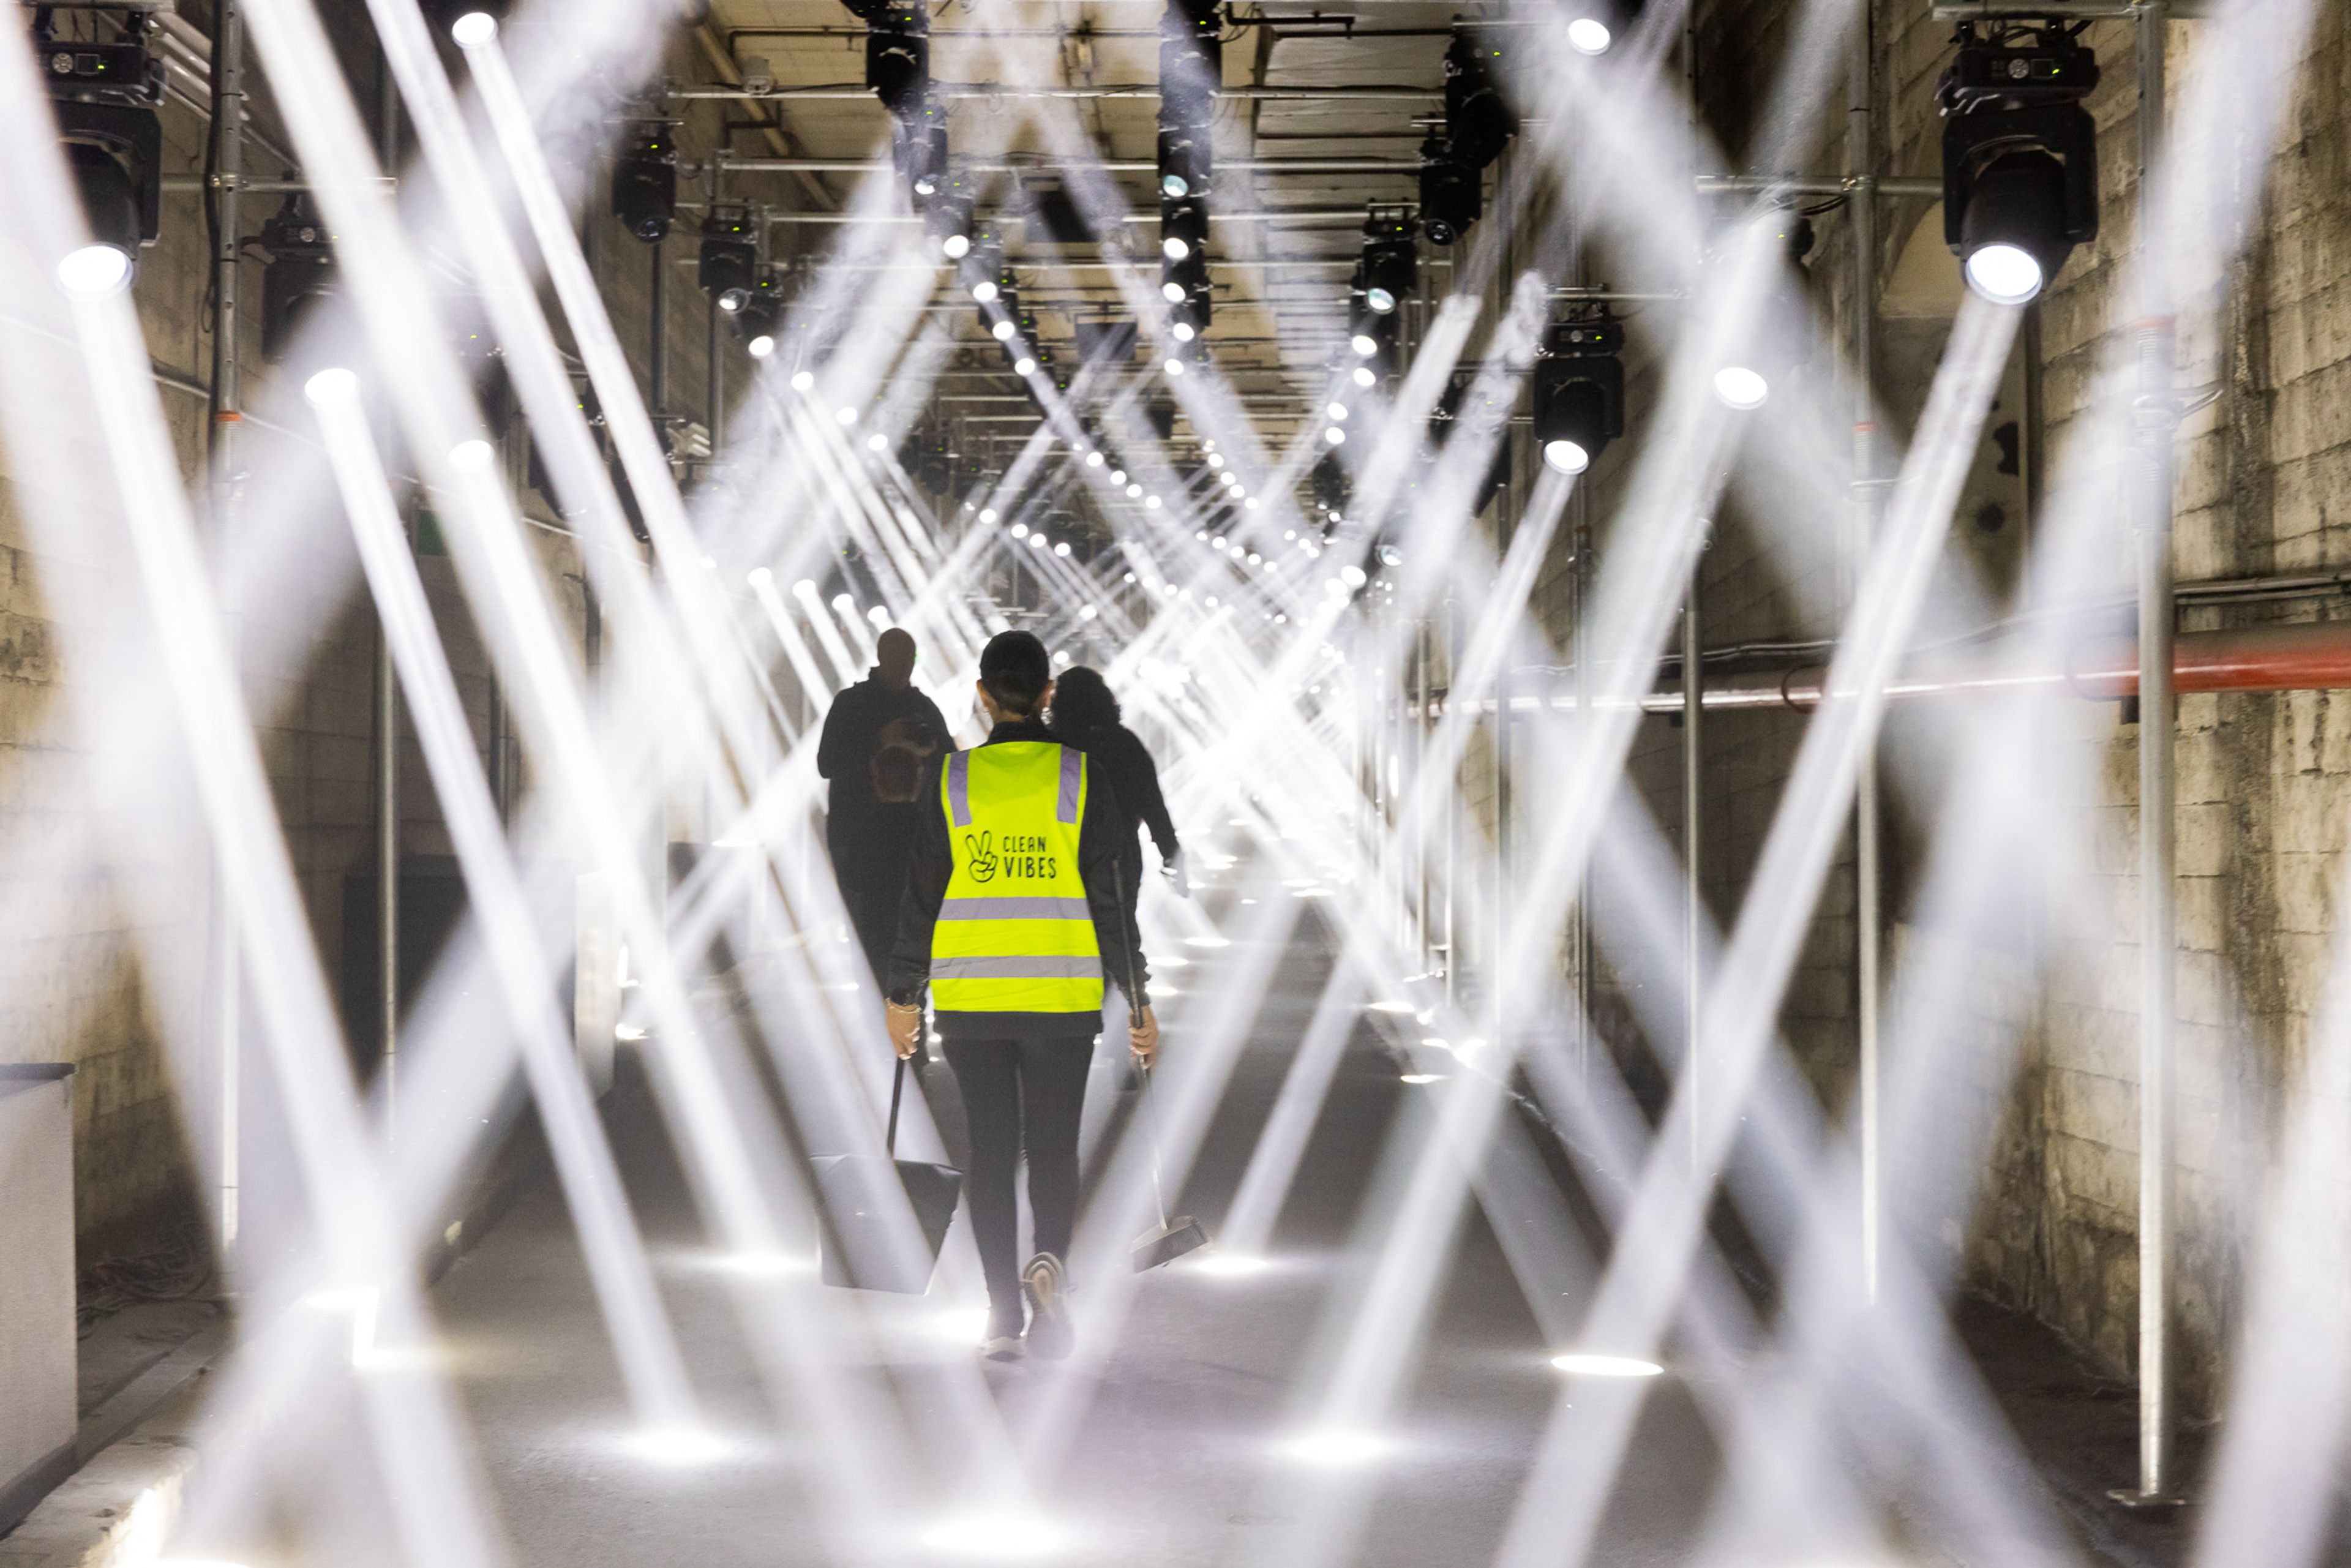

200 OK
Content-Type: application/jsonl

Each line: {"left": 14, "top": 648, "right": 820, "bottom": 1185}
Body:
{"left": 887, "top": 988, "right": 921, "bottom": 1009}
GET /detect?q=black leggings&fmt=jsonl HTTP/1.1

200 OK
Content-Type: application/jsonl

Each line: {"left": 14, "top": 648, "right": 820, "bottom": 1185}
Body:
{"left": 943, "top": 1036, "right": 1093, "bottom": 1317}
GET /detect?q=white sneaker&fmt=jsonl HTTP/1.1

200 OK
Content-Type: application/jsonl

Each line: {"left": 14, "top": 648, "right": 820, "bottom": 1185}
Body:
{"left": 982, "top": 1304, "right": 1026, "bottom": 1363}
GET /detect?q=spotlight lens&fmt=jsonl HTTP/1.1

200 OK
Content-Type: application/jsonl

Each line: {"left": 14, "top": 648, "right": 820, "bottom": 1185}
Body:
{"left": 1010, "top": 521, "right": 1029, "bottom": 538}
{"left": 1340, "top": 564, "right": 1368, "bottom": 588}
{"left": 747, "top": 566, "right": 773, "bottom": 588}
{"left": 1125, "top": 483, "right": 1143, "bottom": 498}
{"left": 1324, "top": 426, "right": 1346, "bottom": 445}
{"left": 913, "top": 174, "right": 938, "bottom": 197}
{"left": 1111, "top": 470, "right": 1127, "bottom": 485}
{"left": 836, "top": 405, "right": 859, "bottom": 425}
{"left": 1161, "top": 173, "right": 1190, "bottom": 198}
{"left": 56, "top": 243, "right": 131, "bottom": 296}
{"left": 303, "top": 367, "right": 359, "bottom": 407}
{"left": 1566, "top": 17, "right": 1613, "bottom": 53}
{"left": 992, "top": 319, "right": 1017, "bottom": 341}
{"left": 1163, "top": 237, "right": 1190, "bottom": 262}
{"left": 449, "top": 438, "right": 497, "bottom": 471}
{"left": 1964, "top": 242, "right": 2045, "bottom": 306}
{"left": 1542, "top": 438, "right": 1591, "bottom": 475}
{"left": 1054, "top": 541, "right": 1071, "bottom": 557}
{"left": 1172, "top": 321, "right": 1196, "bottom": 342}
{"left": 1014, "top": 356, "right": 1038, "bottom": 376}
{"left": 1163, "top": 281, "right": 1188, "bottom": 304}
{"left": 1350, "top": 332, "right": 1378, "bottom": 358}
{"left": 791, "top": 370, "right": 816, "bottom": 392}
{"left": 1327, "top": 403, "right": 1348, "bottom": 421}
{"left": 1206, "top": 452, "right": 1223, "bottom": 468}
{"left": 1365, "top": 286, "right": 1397, "bottom": 314}
{"left": 1712, "top": 365, "right": 1771, "bottom": 411}
{"left": 942, "top": 233, "right": 972, "bottom": 260}
{"left": 1029, "top": 534, "right": 1046, "bottom": 549}
{"left": 1085, "top": 451, "right": 1104, "bottom": 467}
{"left": 832, "top": 594, "right": 854, "bottom": 613}
{"left": 718, "top": 289, "right": 747, "bottom": 313}
{"left": 1144, "top": 494, "right": 1163, "bottom": 509}
{"left": 449, "top": 9, "right": 498, "bottom": 45}
{"left": 972, "top": 280, "right": 999, "bottom": 304}
{"left": 981, "top": 508, "right": 1000, "bottom": 523}
{"left": 1164, "top": 358, "right": 1185, "bottom": 377}
{"left": 748, "top": 334, "right": 776, "bottom": 359}
{"left": 866, "top": 432, "right": 888, "bottom": 451}
{"left": 1352, "top": 366, "right": 1376, "bottom": 388}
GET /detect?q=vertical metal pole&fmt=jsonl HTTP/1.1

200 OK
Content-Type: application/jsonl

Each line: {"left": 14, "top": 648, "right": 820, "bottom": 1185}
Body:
{"left": 375, "top": 51, "right": 402, "bottom": 1150}
{"left": 2129, "top": 0, "right": 2180, "bottom": 1507}
{"left": 1848, "top": 0, "right": 1884, "bottom": 1308}
{"left": 649, "top": 234, "right": 668, "bottom": 432}
{"left": 705, "top": 163, "right": 726, "bottom": 454}
{"left": 1571, "top": 488, "right": 1593, "bottom": 1078}
{"left": 1443, "top": 590, "right": 1461, "bottom": 1008}
{"left": 1682, "top": 550, "right": 1703, "bottom": 1170}
{"left": 206, "top": 0, "right": 245, "bottom": 1255}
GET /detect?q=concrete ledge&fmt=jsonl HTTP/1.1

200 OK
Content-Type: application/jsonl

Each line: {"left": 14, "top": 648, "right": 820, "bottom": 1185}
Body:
{"left": 0, "top": 1387, "right": 201, "bottom": 1568}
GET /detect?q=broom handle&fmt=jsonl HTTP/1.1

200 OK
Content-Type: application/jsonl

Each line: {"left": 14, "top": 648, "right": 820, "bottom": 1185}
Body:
{"left": 1108, "top": 853, "right": 1169, "bottom": 1229}
{"left": 885, "top": 1055, "right": 906, "bottom": 1157}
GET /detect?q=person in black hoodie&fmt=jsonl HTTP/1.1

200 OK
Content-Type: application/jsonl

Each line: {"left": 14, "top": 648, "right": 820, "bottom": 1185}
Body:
{"left": 817, "top": 628, "right": 949, "bottom": 991}
{"left": 1048, "top": 666, "right": 1183, "bottom": 940}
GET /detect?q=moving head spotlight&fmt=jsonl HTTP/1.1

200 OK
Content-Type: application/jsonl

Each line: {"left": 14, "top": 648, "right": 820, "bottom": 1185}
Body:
{"left": 1938, "top": 23, "right": 2099, "bottom": 306}
{"left": 730, "top": 270, "right": 784, "bottom": 358}
{"left": 1561, "top": 0, "right": 1646, "bottom": 56}
{"left": 1442, "top": 26, "right": 1516, "bottom": 172}
{"left": 1158, "top": 0, "right": 1224, "bottom": 126}
{"left": 611, "top": 130, "right": 677, "bottom": 244}
{"left": 864, "top": 4, "right": 929, "bottom": 116}
{"left": 1357, "top": 212, "right": 1417, "bottom": 315}
{"left": 698, "top": 209, "right": 759, "bottom": 310}
{"left": 260, "top": 198, "right": 335, "bottom": 358}
{"left": 1158, "top": 123, "right": 1212, "bottom": 200}
{"left": 1419, "top": 135, "right": 1480, "bottom": 246}
{"left": 1534, "top": 315, "right": 1625, "bottom": 475}
{"left": 39, "top": 4, "right": 164, "bottom": 291}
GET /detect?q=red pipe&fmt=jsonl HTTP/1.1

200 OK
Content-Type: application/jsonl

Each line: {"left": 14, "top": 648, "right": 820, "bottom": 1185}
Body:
{"left": 1685, "top": 621, "right": 2351, "bottom": 711}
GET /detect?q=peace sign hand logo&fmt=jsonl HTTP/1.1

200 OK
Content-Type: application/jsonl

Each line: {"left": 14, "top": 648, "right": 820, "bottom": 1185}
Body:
{"left": 964, "top": 830, "right": 999, "bottom": 883}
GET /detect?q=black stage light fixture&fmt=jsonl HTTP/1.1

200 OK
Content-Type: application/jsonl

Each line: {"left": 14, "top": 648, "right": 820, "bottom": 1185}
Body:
{"left": 1938, "top": 22, "right": 2098, "bottom": 306}
{"left": 698, "top": 208, "right": 759, "bottom": 310}
{"left": 962, "top": 235, "right": 1003, "bottom": 303}
{"left": 1534, "top": 314, "right": 1625, "bottom": 476}
{"left": 1158, "top": 0, "right": 1224, "bottom": 127}
{"left": 424, "top": 0, "right": 508, "bottom": 36}
{"left": 1160, "top": 197, "right": 1209, "bottom": 266}
{"left": 1158, "top": 122, "right": 1212, "bottom": 200}
{"left": 1561, "top": 0, "right": 1646, "bottom": 56}
{"left": 863, "top": 4, "right": 929, "bottom": 116}
{"left": 925, "top": 187, "right": 975, "bottom": 260}
{"left": 1311, "top": 449, "right": 1349, "bottom": 522}
{"left": 1419, "top": 135, "right": 1480, "bottom": 246}
{"left": 1357, "top": 212, "right": 1417, "bottom": 315}
{"left": 610, "top": 129, "right": 677, "bottom": 244}
{"left": 259, "top": 197, "right": 335, "bottom": 358}
{"left": 731, "top": 269, "right": 784, "bottom": 359}
{"left": 894, "top": 109, "right": 950, "bottom": 201}
{"left": 40, "top": 7, "right": 165, "bottom": 291}
{"left": 1346, "top": 309, "right": 1400, "bottom": 386}
{"left": 1442, "top": 24, "right": 1516, "bottom": 173}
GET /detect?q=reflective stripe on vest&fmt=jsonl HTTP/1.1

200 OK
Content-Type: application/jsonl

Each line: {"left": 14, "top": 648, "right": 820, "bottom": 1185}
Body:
{"left": 931, "top": 741, "right": 1103, "bottom": 1015}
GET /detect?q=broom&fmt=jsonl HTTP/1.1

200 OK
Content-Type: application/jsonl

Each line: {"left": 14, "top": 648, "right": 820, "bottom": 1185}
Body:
{"left": 1112, "top": 860, "right": 1210, "bottom": 1272}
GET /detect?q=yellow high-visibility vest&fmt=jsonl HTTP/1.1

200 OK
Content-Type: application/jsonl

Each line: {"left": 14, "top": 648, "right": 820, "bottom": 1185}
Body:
{"left": 931, "top": 741, "right": 1104, "bottom": 1016}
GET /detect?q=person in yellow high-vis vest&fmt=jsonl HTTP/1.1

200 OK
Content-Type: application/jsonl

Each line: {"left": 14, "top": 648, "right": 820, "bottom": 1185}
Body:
{"left": 885, "top": 631, "right": 1157, "bottom": 1362}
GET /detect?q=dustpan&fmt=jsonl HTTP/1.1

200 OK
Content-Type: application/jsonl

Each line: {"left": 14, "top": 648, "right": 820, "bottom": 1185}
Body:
{"left": 813, "top": 1057, "right": 963, "bottom": 1294}
{"left": 1129, "top": 1060, "right": 1210, "bottom": 1272}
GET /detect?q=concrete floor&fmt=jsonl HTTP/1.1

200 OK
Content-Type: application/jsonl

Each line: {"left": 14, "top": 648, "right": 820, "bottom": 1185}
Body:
{"left": 427, "top": 920, "right": 1719, "bottom": 1566}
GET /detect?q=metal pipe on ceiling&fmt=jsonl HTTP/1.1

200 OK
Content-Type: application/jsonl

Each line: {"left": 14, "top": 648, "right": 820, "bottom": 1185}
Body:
{"left": 666, "top": 82, "right": 1444, "bottom": 102}
{"left": 1695, "top": 174, "right": 1943, "bottom": 200}
{"left": 703, "top": 157, "right": 1427, "bottom": 175}
{"left": 1930, "top": 1, "right": 2208, "bottom": 16}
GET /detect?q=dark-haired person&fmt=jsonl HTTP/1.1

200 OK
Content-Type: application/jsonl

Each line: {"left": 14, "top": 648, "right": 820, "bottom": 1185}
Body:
{"left": 885, "top": 631, "right": 1156, "bottom": 1362}
{"left": 1048, "top": 666, "right": 1184, "bottom": 946}
{"left": 817, "top": 627, "right": 949, "bottom": 992}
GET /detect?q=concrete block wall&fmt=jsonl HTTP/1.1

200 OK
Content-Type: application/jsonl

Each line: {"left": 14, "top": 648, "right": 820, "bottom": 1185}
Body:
{"left": 1624, "top": 0, "right": 2351, "bottom": 1414}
